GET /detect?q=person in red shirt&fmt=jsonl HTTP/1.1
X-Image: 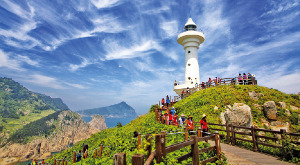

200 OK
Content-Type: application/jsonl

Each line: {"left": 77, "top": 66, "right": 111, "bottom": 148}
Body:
{"left": 200, "top": 114, "right": 208, "bottom": 142}
{"left": 172, "top": 113, "right": 178, "bottom": 126}
{"left": 168, "top": 112, "right": 173, "bottom": 125}
{"left": 187, "top": 116, "right": 193, "bottom": 132}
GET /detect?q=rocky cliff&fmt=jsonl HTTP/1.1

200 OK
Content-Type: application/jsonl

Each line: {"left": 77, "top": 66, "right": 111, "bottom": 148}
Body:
{"left": 0, "top": 110, "right": 107, "bottom": 164}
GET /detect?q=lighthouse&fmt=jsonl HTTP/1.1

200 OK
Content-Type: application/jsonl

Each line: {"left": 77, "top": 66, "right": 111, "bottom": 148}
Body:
{"left": 174, "top": 18, "right": 205, "bottom": 95}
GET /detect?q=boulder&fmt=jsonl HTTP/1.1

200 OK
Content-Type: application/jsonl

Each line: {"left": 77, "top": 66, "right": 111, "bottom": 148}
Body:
{"left": 260, "top": 118, "right": 270, "bottom": 127}
{"left": 224, "top": 103, "right": 252, "bottom": 127}
{"left": 263, "top": 101, "right": 277, "bottom": 120}
{"left": 270, "top": 121, "right": 289, "bottom": 132}
{"left": 249, "top": 91, "right": 258, "bottom": 100}
{"left": 278, "top": 102, "right": 286, "bottom": 109}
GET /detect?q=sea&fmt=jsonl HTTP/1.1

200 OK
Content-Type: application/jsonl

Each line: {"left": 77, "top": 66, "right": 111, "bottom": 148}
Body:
{"left": 81, "top": 116, "right": 136, "bottom": 128}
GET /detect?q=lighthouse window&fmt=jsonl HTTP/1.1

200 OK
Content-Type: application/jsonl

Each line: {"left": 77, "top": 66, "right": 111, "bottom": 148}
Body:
{"left": 188, "top": 51, "right": 191, "bottom": 53}
{"left": 188, "top": 64, "right": 191, "bottom": 66}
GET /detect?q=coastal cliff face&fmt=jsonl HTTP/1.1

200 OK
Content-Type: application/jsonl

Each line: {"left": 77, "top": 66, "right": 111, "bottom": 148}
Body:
{"left": 89, "top": 115, "right": 108, "bottom": 130}
{"left": 0, "top": 111, "right": 107, "bottom": 164}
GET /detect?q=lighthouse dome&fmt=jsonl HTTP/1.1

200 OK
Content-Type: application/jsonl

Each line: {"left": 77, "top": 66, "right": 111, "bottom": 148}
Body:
{"left": 184, "top": 18, "right": 197, "bottom": 31}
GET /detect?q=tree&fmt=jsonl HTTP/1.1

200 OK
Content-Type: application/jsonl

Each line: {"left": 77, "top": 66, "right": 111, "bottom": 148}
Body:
{"left": 116, "top": 122, "right": 123, "bottom": 128}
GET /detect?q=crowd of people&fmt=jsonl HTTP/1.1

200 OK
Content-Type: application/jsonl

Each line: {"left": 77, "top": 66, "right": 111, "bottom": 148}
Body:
{"left": 158, "top": 106, "right": 209, "bottom": 139}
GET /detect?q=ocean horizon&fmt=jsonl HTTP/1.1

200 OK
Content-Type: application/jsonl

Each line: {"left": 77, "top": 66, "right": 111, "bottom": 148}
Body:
{"left": 81, "top": 116, "right": 136, "bottom": 128}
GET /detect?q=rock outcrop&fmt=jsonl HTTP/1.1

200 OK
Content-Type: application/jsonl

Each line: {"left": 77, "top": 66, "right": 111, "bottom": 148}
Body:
{"left": 0, "top": 110, "right": 102, "bottom": 163}
{"left": 263, "top": 101, "right": 277, "bottom": 120}
{"left": 224, "top": 103, "right": 252, "bottom": 127}
{"left": 89, "top": 115, "right": 108, "bottom": 130}
{"left": 249, "top": 91, "right": 258, "bottom": 100}
{"left": 278, "top": 102, "right": 287, "bottom": 109}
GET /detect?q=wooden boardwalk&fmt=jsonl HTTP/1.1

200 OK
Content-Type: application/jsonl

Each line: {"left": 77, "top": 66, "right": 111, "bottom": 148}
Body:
{"left": 208, "top": 141, "right": 295, "bottom": 165}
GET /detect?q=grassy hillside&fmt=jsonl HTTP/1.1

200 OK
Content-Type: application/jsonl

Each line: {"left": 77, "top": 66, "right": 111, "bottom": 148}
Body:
{"left": 48, "top": 85, "right": 299, "bottom": 164}
{"left": 173, "top": 85, "right": 299, "bottom": 132}
{"left": 0, "top": 78, "right": 69, "bottom": 136}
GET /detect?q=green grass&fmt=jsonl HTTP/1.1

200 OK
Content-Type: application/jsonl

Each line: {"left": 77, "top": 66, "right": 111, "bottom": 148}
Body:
{"left": 2, "top": 110, "right": 55, "bottom": 134}
{"left": 47, "top": 85, "right": 299, "bottom": 164}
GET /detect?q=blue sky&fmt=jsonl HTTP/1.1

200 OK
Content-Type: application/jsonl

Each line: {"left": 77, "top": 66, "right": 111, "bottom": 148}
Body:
{"left": 0, "top": 0, "right": 299, "bottom": 114}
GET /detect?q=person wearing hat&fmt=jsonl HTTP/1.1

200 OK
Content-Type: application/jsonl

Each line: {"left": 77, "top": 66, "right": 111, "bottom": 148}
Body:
{"left": 187, "top": 115, "right": 193, "bottom": 132}
{"left": 179, "top": 114, "right": 185, "bottom": 127}
{"left": 173, "top": 113, "right": 178, "bottom": 126}
{"left": 200, "top": 114, "right": 208, "bottom": 141}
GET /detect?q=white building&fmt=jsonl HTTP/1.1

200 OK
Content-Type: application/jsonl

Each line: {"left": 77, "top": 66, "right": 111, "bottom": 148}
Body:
{"left": 174, "top": 18, "right": 205, "bottom": 95}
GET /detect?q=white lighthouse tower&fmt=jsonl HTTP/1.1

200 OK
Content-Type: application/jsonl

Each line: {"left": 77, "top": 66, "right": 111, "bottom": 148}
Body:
{"left": 174, "top": 18, "right": 205, "bottom": 95}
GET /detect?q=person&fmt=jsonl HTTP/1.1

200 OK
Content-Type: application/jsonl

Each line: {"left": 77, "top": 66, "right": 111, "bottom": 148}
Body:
{"left": 27, "top": 162, "right": 32, "bottom": 165}
{"left": 200, "top": 114, "right": 208, "bottom": 142}
{"left": 174, "top": 80, "right": 177, "bottom": 86}
{"left": 186, "top": 87, "right": 190, "bottom": 95}
{"left": 133, "top": 131, "right": 138, "bottom": 138}
{"left": 238, "top": 73, "right": 243, "bottom": 85}
{"left": 208, "top": 77, "right": 212, "bottom": 87}
{"left": 41, "top": 159, "right": 45, "bottom": 165}
{"left": 173, "top": 113, "right": 178, "bottom": 126}
{"left": 82, "top": 143, "right": 88, "bottom": 157}
{"left": 214, "top": 77, "right": 218, "bottom": 85}
{"left": 179, "top": 114, "right": 185, "bottom": 127}
{"left": 187, "top": 116, "right": 194, "bottom": 133}
{"left": 76, "top": 150, "right": 82, "bottom": 162}
{"left": 161, "top": 98, "right": 165, "bottom": 106}
{"left": 170, "top": 107, "right": 176, "bottom": 115}
{"left": 243, "top": 73, "right": 247, "bottom": 85}
{"left": 201, "top": 82, "right": 205, "bottom": 89}
{"left": 168, "top": 112, "right": 173, "bottom": 125}
{"left": 32, "top": 159, "right": 37, "bottom": 165}
{"left": 181, "top": 90, "right": 184, "bottom": 99}
{"left": 164, "top": 111, "right": 168, "bottom": 124}
{"left": 166, "top": 95, "right": 170, "bottom": 107}
{"left": 248, "top": 73, "right": 252, "bottom": 85}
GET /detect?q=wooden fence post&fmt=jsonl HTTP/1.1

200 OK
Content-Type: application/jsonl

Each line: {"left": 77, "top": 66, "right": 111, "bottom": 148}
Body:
{"left": 251, "top": 126, "right": 258, "bottom": 152}
{"left": 155, "top": 134, "right": 162, "bottom": 163}
{"left": 200, "top": 131, "right": 203, "bottom": 138}
{"left": 185, "top": 127, "right": 188, "bottom": 140}
{"left": 280, "top": 129, "right": 287, "bottom": 159}
{"left": 53, "top": 158, "right": 56, "bottom": 165}
{"left": 197, "top": 127, "right": 201, "bottom": 138}
{"left": 113, "top": 153, "right": 126, "bottom": 165}
{"left": 94, "top": 149, "right": 97, "bottom": 158}
{"left": 65, "top": 161, "right": 67, "bottom": 165}
{"left": 190, "top": 135, "right": 199, "bottom": 165}
{"left": 231, "top": 125, "right": 236, "bottom": 145}
{"left": 226, "top": 122, "right": 230, "bottom": 144}
{"left": 99, "top": 144, "right": 103, "bottom": 158}
{"left": 215, "top": 131, "right": 221, "bottom": 159}
{"left": 161, "top": 131, "right": 166, "bottom": 158}
{"left": 132, "top": 154, "right": 144, "bottom": 165}
{"left": 145, "top": 134, "right": 152, "bottom": 159}
{"left": 61, "top": 159, "right": 64, "bottom": 165}
{"left": 137, "top": 133, "right": 141, "bottom": 149}
{"left": 72, "top": 151, "right": 76, "bottom": 163}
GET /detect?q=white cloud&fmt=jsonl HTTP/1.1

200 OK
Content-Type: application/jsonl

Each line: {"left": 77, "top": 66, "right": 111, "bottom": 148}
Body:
{"left": 69, "top": 58, "right": 91, "bottom": 71}
{"left": 160, "top": 20, "right": 179, "bottom": 38}
{"left": 25, "top": 74, "right": 66, "bottom": 89}
{"left": 0, "top": 50, "right": 23, "bottom": 71}
{"left": 141, "top": 5, "right": 170, "bottom": 15}
{"left": 103, "top": 39, "right": 162, "bottom": 60}
{"left": 64, "top": 82, "right": 87, "bottom": 89}
{"left": 16, "top": 55, "right": 39, "bottom": 66}
{"left": 261, "top": 1, "right": 299, "bottom": 17}
{"left": 91, "top": 0, "right": 121, "bottom": 9}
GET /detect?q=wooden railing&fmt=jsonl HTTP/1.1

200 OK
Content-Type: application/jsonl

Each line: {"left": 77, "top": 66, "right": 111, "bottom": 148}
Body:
{"left": 193, "top": 122, "right": 300, "bottom": 158}
{"left": 113, "top": 129, "right": 221, "bottom": 165}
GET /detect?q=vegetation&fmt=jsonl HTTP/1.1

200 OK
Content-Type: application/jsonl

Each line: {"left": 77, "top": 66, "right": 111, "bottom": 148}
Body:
{"left": 0, "top": 77, "right": 69, "bottom": 135}
{"left": 173, "top": 85, "right": 299, "bottom": 132}
{"left": 48, "top": 85, "right": 299, "bottom": 164}
{"left": 6, "top": 111, "right": 62, "bottom": 144}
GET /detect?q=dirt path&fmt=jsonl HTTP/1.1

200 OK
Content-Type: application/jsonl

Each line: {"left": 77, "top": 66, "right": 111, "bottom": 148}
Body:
{"left": 208, "top": 141, "right": 295, "bottom": 165}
